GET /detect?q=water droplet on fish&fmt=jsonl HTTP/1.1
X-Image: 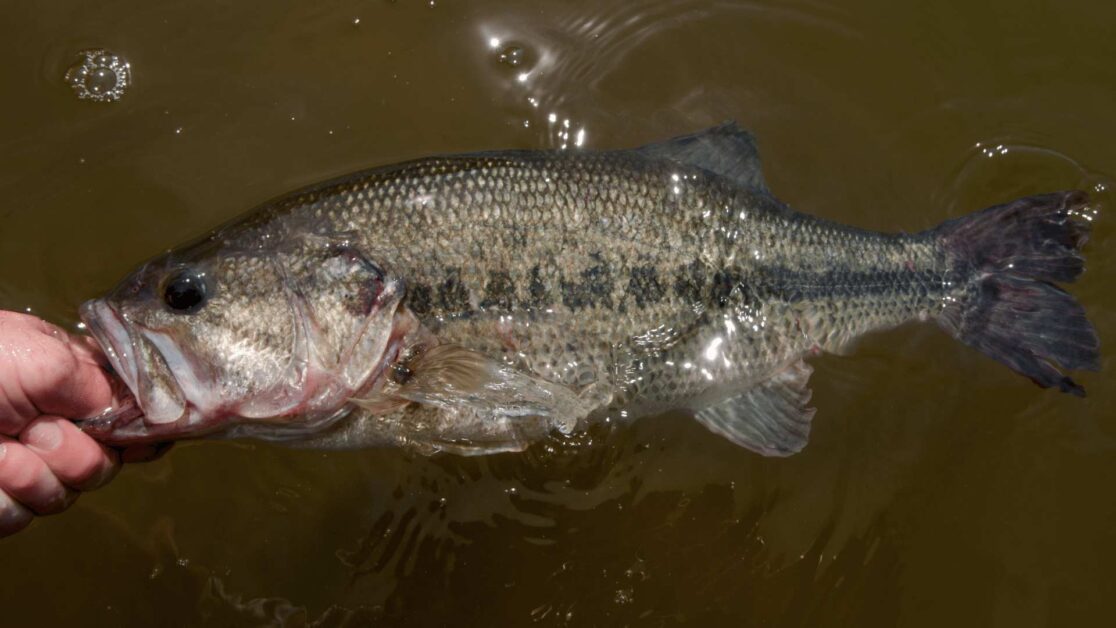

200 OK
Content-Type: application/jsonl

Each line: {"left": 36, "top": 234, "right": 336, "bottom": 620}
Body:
{"left": 66, "top": 49, "right": 131, "bottom": 103}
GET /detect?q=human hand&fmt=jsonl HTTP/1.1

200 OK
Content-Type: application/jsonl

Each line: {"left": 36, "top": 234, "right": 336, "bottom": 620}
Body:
{"left": 0, "top": 311, "right": 124, "bottom": 537}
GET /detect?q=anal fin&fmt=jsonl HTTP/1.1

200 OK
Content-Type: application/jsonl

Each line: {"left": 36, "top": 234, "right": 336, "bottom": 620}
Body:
{"left": 693, "top": 360, "right": 816, "bottom": 456}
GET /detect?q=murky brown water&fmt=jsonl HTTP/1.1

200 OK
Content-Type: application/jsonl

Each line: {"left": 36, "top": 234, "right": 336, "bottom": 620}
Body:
{"left": 2, "top": 1, "right": 1115, "bottom": 626}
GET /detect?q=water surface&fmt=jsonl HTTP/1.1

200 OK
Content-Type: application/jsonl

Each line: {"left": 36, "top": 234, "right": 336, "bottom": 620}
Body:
{"left": 1, "top": 1, "right": 1114, "bottom": 626}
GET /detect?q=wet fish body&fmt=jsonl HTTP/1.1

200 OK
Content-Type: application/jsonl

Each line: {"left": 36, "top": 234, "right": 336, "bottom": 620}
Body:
{"left": 79, "top": 124, "right": 1099, "bottom": 456}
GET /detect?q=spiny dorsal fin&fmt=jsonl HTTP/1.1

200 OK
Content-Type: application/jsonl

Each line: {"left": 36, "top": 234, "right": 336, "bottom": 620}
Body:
{"left": 693, "top": 359, "right": 816, "bottom": 456}
{"left": 635, "top": 121, "right": 767, "bottom": 191}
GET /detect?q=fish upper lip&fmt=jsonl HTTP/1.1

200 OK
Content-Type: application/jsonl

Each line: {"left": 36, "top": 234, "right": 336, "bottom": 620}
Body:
{"left": 79, "top": 299, "right": 140, "bottom": 399}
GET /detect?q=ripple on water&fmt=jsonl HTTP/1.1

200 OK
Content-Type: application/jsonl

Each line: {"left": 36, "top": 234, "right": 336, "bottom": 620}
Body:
{"left": 946, "top": 140, "right": 1114, "bottom": 218}
{"left": 475, "top": 0, "right": 858, "bottom": 150}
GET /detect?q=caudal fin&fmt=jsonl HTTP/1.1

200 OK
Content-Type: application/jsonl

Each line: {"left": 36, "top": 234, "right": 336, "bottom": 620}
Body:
{"left": 934, "top": 191, "right": 1100, "bottom": 396}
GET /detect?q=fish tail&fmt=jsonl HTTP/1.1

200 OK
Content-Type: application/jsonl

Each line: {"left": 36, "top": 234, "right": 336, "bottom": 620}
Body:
{"left": 932, "top": 190, "right": 1100, "bottom": 396}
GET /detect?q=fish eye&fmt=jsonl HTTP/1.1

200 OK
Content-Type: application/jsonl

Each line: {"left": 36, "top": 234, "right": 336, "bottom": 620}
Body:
{"left": 162, "top": 269, "right": 207, "bottom": 314}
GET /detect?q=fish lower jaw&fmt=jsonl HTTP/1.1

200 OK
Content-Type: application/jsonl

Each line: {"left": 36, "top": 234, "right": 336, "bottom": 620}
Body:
{"left": 77, "top": 403, "right": 226, "bottom": 446}
{"left": 81, "top": 395, "right": 350, "bottom": 446}
{"left": 81, "top": 361, "right": 381, "bottom": 446}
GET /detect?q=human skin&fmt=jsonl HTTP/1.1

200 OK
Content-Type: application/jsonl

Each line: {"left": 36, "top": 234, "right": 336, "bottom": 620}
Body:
{"left": 0, "top": 311, "right": 127, "bottom": 537}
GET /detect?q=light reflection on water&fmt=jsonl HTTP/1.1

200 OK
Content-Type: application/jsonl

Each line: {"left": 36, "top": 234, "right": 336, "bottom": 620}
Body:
{"left": 474, "top": 0, "right": 862, "bottom": 152}
{"left": 0, "top": 0, "right": 1114, "bottom": 626}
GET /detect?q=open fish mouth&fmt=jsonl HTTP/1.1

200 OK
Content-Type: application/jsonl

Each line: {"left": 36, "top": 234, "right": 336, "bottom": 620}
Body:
{"left": 77, "top": 299, "right": 195, "bottom": 442}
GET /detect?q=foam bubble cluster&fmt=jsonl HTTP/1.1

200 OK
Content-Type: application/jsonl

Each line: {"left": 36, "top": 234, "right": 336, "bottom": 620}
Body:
{"left": 66, "top": 49, "right": 131, "bottom": 103}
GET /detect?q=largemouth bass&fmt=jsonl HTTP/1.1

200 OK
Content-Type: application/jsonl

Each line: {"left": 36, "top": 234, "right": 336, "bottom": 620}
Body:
{"left": 77, "top": 124, "right": 1100, "bottom": 456}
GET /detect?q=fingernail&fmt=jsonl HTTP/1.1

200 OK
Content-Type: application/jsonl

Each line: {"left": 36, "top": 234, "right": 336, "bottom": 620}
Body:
{"left": 92, "top": 459, "right": 119, "bottom": 488}
{"left": 0, "top": 488, "right": 33, "bottom": 536}
{"left": 25, "top": 421, "right": 63, "bottom": 452}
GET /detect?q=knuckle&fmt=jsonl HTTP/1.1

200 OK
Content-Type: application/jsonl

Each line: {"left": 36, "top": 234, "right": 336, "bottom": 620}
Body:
{"left": 0, "top": 446, "right": 40, "bottom": 493}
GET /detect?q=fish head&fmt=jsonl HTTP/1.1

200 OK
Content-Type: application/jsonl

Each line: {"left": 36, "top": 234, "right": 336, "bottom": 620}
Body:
{"left": 78, "top": 231, "right": 410, "bottom": 444}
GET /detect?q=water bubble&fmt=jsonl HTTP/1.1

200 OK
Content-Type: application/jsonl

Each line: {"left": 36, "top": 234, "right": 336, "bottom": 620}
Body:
{"left": 497, "top": 44, "right": 526, "bottom": 67}
{"left": 478, "top": 33, "right": 584, "bottom": 149}
{"left": 493, "top": 42, "right": 539, "bottom": 75}
{"left": 65, "top": 49, "right": 131, "bottom": 103}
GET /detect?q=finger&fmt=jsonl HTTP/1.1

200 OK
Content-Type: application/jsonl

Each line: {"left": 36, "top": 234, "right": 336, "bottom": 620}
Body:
{"left": 21, "top": 417, "right": 119, "bottom": 491}
{"left": 0, "top": 487, "right": 33, "bottom": 537}
{"left": 0, "top": 438, "right": 74, "bottom": 515}
{"left": 0, "top": 313, "right": 117, "bottom": 433}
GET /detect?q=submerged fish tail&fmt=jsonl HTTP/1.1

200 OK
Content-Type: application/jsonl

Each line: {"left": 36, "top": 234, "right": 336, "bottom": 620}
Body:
{"left": 932, "top": 191, "right": 1100, "bottom": 395}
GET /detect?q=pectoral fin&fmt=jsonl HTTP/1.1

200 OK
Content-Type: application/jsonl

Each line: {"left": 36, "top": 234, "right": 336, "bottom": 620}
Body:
{"left": 353, "top": 344, "right": 607, "bottom": 435}
{"left": 694, "top": 360, "right": 816, "bottom": 456}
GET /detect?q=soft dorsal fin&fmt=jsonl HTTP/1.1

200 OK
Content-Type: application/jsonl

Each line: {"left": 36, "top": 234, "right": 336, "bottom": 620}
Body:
{"left": 635, "top": 122, "right": 767, "bottom": 191}
{"left": 693, "top": 359, "right": 816, "bottom": 456}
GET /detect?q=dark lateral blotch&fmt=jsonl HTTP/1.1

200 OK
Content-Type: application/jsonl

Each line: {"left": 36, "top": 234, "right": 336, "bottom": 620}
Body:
{"left": 628, "top": 265, "right": 665, "bottom": 308}
{"left": 480, "top": 269, "right": 515, "bottom": 310}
